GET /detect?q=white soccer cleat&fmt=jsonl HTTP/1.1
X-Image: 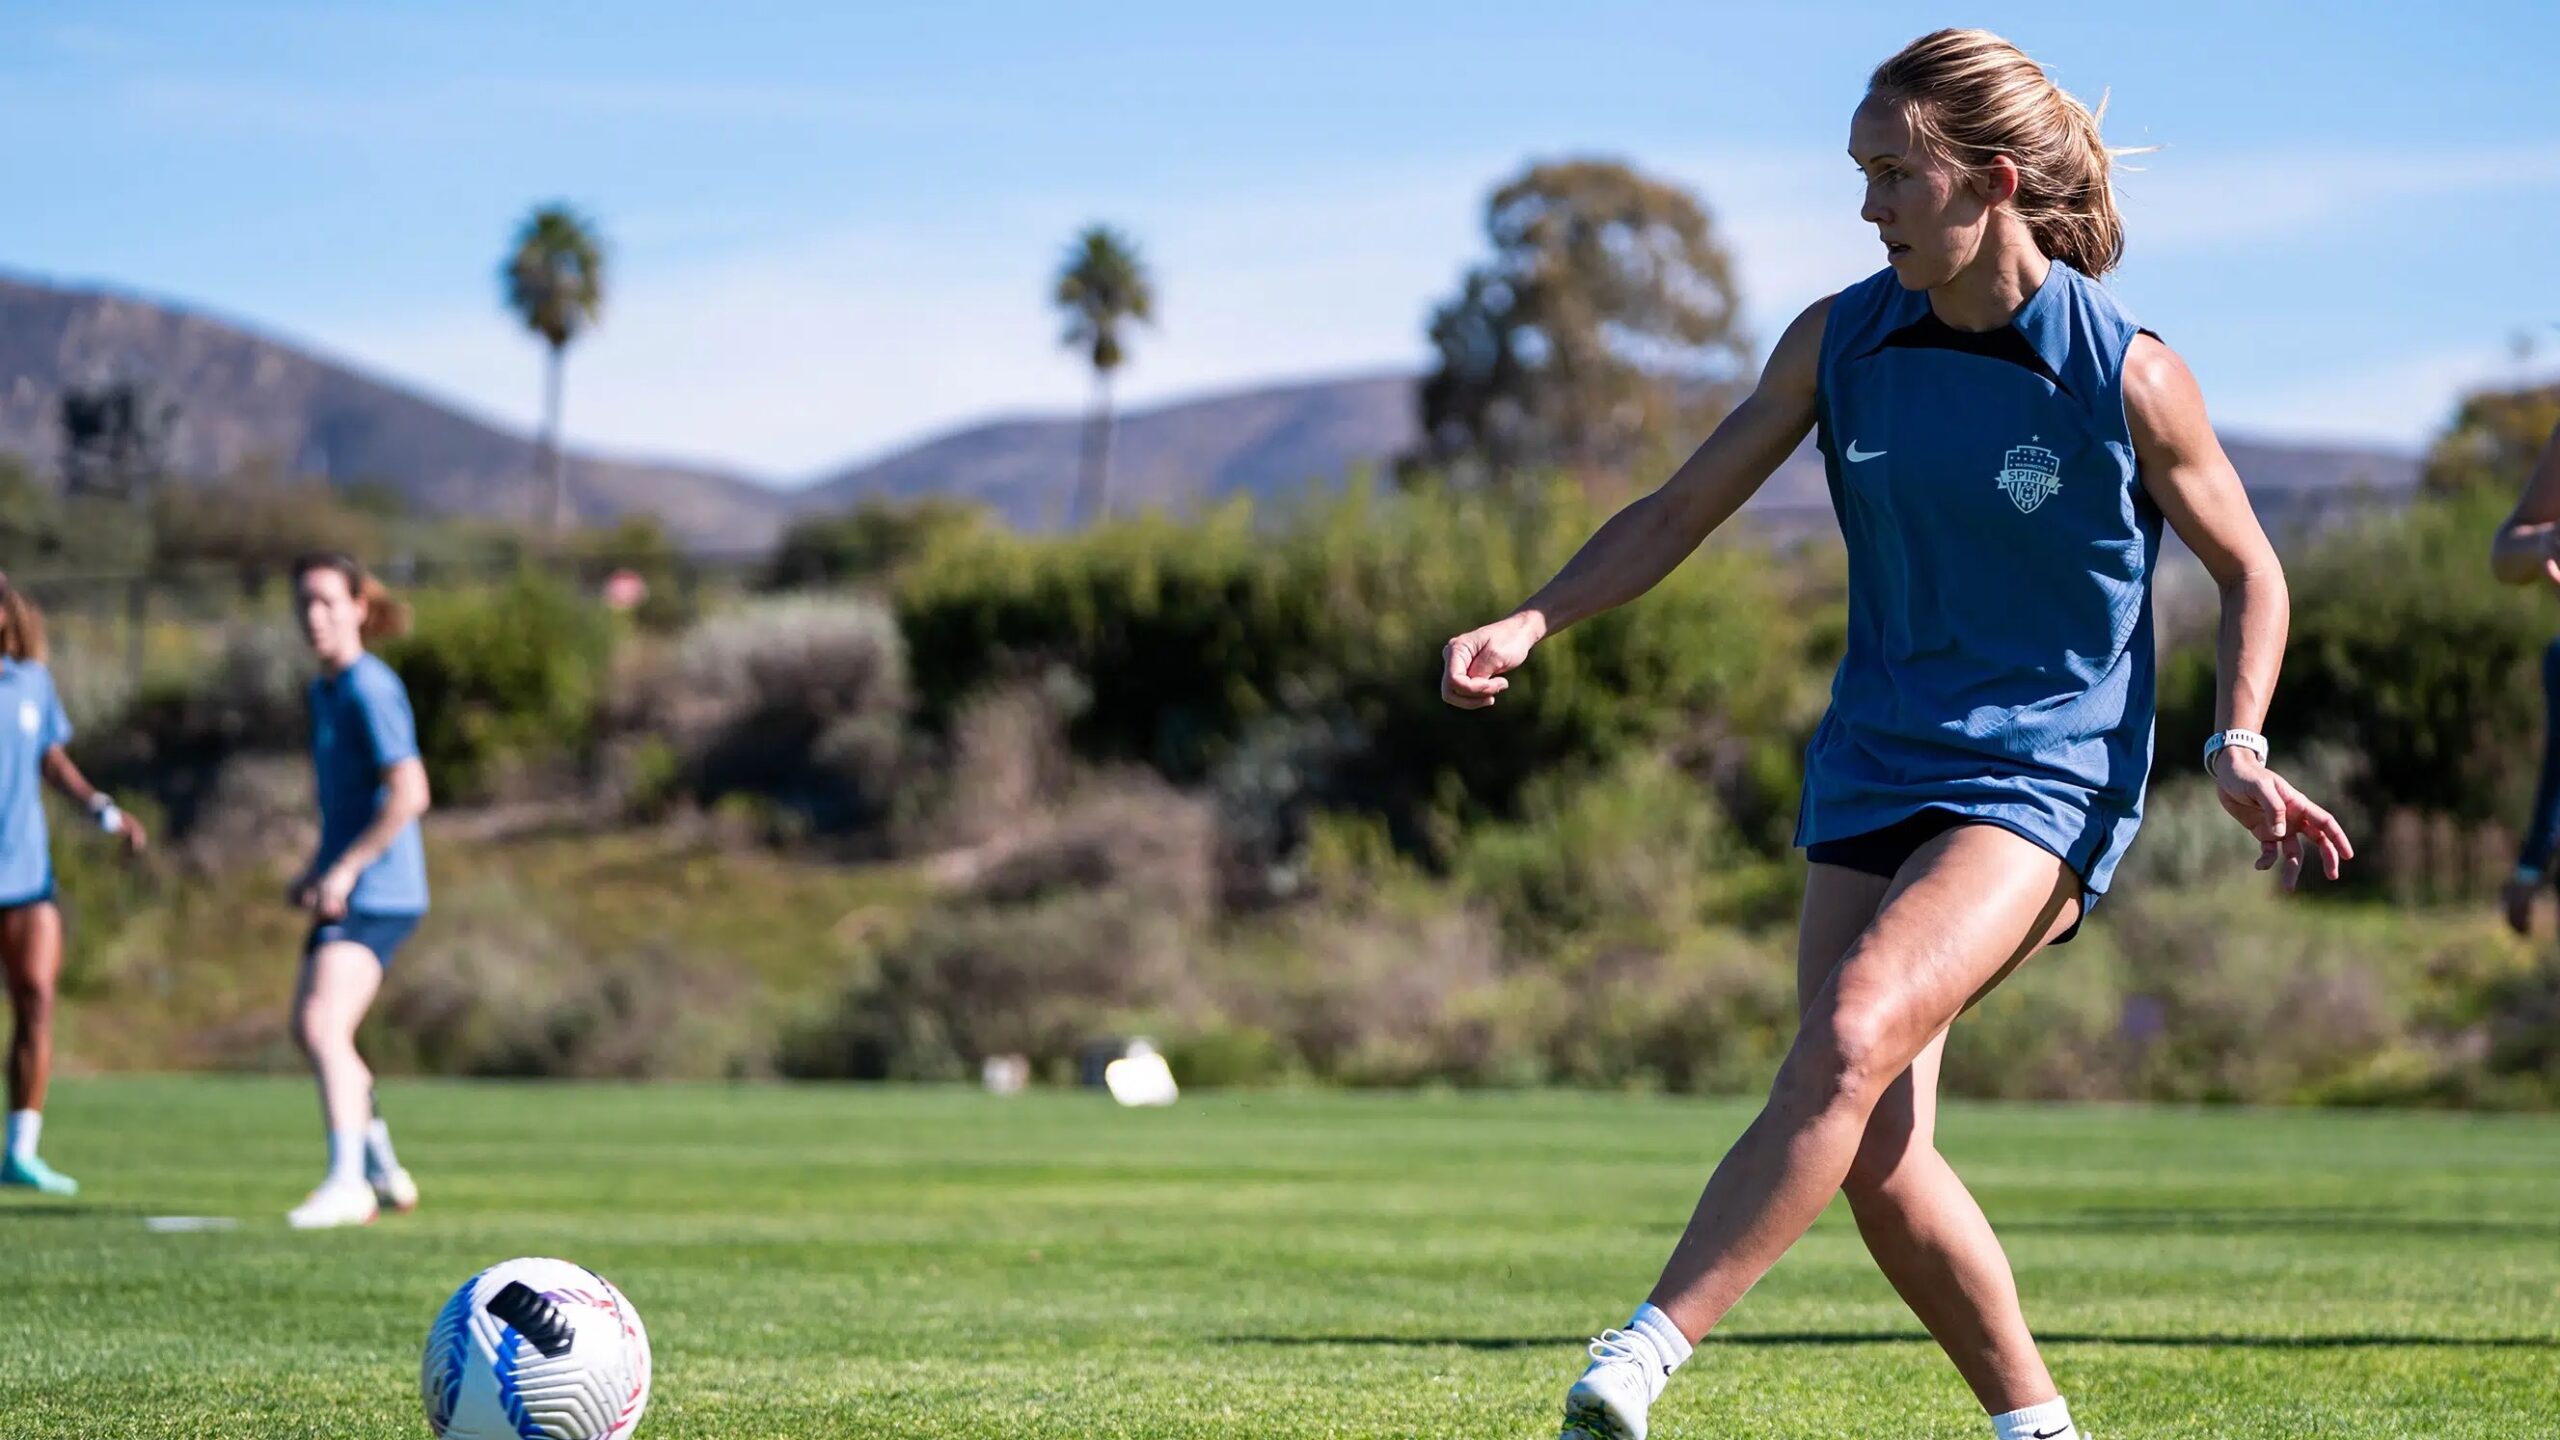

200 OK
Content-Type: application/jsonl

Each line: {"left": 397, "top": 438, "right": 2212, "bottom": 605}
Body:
{"left": 1559, "top": 1326, "right": 1675, "bottom": 1440}
{"left": 288, "top": 1179, "right": 380, "bottom": 1230}
{"left": 372, "top": 1165, "right": 421, "bottom": 1214}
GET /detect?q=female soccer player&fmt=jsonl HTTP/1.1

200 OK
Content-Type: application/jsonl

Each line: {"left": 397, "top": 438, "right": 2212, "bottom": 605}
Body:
{"left": 2488, "top": 418, "right": 2560, "bottom": 933}
{"left": 1438, "top": 30, "right": 2354, "bottom": 1440}
{"left": 284, "top": 553, "right": 430, "bottom": 1231}
{"left": 0, "top": 573, "right": 147, "bottom": 1196}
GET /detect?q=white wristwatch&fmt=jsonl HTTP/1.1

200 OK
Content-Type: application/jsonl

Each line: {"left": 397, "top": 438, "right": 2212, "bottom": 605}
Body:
{"left": 2202, "top": 728, "right": 2269, "bottom": 776}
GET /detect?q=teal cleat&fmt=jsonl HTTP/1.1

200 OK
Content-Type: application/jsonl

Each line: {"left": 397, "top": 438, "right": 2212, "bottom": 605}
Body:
{"left": 0, "top": 1153, "right": 79, "bottom": 1196}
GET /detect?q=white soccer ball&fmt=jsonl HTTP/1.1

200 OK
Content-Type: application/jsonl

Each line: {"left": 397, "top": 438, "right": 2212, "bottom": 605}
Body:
{"left": 422, "top": 1257, "right": 652, "bottom": 1440}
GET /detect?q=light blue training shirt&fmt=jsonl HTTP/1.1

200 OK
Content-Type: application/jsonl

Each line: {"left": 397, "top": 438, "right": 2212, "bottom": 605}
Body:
{"left": 1797, "top": 259, "right": 2163, "bottom": 896}
{"left": 0, "top": 659, "right": 72, "bottom": 905}
{"left": 308, "top": 651, "right": 429, "bottom": 914}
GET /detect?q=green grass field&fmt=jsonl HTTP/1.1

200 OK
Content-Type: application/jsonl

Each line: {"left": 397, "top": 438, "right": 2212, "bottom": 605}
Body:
{"left": 1, "top": 1080, "right": 2554, "bottom": 1438}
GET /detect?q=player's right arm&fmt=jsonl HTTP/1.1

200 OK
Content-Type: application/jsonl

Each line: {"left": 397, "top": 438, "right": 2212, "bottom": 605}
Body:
{"left": 1439, "top": 294, "right": 1831, "bottom": 709}
{"left": 2488, "top": 419, "right": 2560, "bottom": 586}
{"left": 305, "top": 758, "right": 429, "bottom": 920}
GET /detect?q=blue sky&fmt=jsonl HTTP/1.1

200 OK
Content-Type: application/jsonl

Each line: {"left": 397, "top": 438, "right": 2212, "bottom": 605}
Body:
{"left": 4, "top": 2, "right": 2553, "bottom": 482}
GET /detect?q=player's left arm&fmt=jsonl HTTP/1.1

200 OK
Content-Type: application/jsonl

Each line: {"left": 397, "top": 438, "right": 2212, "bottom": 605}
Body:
{"left": 2126, "top": 333, "right": 2350, "bottom": 887}
{"left": 39, "top": 743, "right": 146, "bottom": 853}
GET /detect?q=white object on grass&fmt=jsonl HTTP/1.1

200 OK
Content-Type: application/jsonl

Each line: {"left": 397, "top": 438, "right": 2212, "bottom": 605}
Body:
{"left": 981, "top": 1054, "right": 1030, "bottom": 1096}
{"left": 143, "top": 1216, "right": 241, "bottom": 1233}
{"left": 1104, "top": 1050, "right": 1179, "bottom": 1107}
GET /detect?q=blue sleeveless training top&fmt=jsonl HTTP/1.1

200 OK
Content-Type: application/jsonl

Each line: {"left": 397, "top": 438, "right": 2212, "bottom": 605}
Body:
{"left": 1796, "top": 259, "right": 2162, "bottom": 895}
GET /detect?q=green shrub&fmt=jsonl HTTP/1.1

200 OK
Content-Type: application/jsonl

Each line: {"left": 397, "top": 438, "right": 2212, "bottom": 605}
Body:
{"left": 1941, "top": 884, "right": 2560, "bottom": 1108}
{"left": 110, "top": 622, "right": 309, "bottom": 765}
{"left": 1161, "top": 1022, "right": 1299, "bottom": 1088}
{"left": 380, "top": 573, "right": 616, "bottom": 801}
{"left": 778, "top": 893, "right": 1193, "bottom": 1081}
{"left": 2160, "top": 489, "right": 2549, "bottom": 832}
{"left": 1455, "top": 754, "right": 1797, "bottom": 954}
{"left": 1202, "top": 892, "right": 1534, "bottom": 1088}
{"left": 90, "top": 622, "right": 315, "bottom": 835}
{"left": 1528, "top": 931, "right": 1798, "bottom": 1094}
{"left": 765, "top": 497, "right": 989, "bottom": 592}
{"left": 576, "top": 516, "right": 693, "bottom": 632}
{"left": 895, "top": 480, "right": 1833, "bottom": 858}
{"left": 45, "top": 791, "right": 170, "bottom": 1002}
{"left": 622, "top": 594, "right": 909, "bottom": 832}
{"left": 369, "top": 894, "right": 766, "bottom": 1080}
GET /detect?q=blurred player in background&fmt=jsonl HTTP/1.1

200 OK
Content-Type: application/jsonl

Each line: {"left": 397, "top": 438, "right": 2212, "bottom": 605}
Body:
{"left": 284, "top": 553, "right": 431, "bottom": 1231}
{"left": 0, "top": 573, "right": 147, "bottom": 1196}
{"left": 2489, "top": 419, "right": 2560, "bottom": 933}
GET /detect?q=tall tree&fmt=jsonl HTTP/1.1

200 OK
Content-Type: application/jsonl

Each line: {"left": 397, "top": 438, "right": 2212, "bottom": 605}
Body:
{"left": 502, "top": 204, "right": 607, "bottom": 536}
{"left": 2422, "top": 379, "right": 2560, "bottom": 499}
{"left": 1052, "top": 225, "right": 1156, "bottom": 526}
{"left": 1417, "top": 158, "right": 1751, "bottom": 487}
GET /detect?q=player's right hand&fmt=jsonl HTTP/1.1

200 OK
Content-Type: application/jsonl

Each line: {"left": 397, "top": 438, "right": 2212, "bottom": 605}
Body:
{"left": 2211, "top": 750, "right": 2352, "bottom": 890}
{"left": 1439, "top": 612, "right": 1545, "bottom": 710}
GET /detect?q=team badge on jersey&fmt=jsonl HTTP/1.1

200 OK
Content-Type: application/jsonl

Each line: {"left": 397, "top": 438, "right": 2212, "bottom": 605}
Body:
{"left": 1997, "top": 440, "right": 2062, "bottom": 514}
{"left": 16, "top": 700, "right": 36, "bottom": 736}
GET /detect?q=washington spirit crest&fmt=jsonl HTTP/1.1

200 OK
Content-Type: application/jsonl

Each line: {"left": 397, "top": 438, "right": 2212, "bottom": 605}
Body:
{"left": 1996, "top": 440, "right": 2062, "bottom": 514}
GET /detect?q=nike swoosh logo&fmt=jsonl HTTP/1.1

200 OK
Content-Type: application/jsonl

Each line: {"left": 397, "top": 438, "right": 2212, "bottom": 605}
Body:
{"left": 1845, "top": 441, "right": 1887, "bottom": 462}
{"left": 2030, "top": 1428, "right": 2069, "bottom": 1439}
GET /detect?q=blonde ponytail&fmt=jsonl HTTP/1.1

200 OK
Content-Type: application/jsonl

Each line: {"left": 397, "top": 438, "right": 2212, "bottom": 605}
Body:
{"left": 1870, "top": 28, "right": 2137, "bottom": 277}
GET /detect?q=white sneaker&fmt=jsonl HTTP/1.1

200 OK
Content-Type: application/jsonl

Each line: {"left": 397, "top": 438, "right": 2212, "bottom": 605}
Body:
{"left": 287, "top": 1179, "right": 379, "bottom": 1230}
{"left": 370, "top": 1165, "right": 419, "bottom": 1214}
{"left": 1560, "top": 1326, "right": 1675, "bottom": 1440}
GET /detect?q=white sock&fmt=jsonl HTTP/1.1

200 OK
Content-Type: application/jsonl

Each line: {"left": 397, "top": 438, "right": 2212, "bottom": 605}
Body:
{"left": 1625, "top": 1302, "right": 1693, "bottom": 1375}
{"left": 364, "top": 1116, "right": 402, "bottom": 1177}
{"left": 5, "top": 1109, "right": 39, "bottom": 1163}
{"left": 326, "top": 1129, "right": 367, "bottom": 1188}
{"left": 1991, "top": 1396, "right": 2078, "bottom": 1440}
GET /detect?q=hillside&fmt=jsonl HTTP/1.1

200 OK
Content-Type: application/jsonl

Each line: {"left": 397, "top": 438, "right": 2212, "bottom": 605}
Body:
{"left": 796, "top": 373, "right": 1420, "bottom": 528}
{"left": 805, "top": 374, "right": 2421, "bottom": 536}
{"left": 0, "top": 272, "right": 2422, "bottom": 551}
{"left": 0, "top": 274, "right": 790, "bottom": 551}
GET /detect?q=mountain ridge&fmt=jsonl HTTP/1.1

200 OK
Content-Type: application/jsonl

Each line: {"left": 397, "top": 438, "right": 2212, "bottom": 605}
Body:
{"left": 0, "top": 271, "right": 791, "bottom": 551}
{"left": 0, "top": 272, "right": 2422, "bottom": 550}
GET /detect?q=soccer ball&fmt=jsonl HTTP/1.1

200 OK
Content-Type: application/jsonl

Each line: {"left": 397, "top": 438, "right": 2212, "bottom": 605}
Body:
{"left": 422, "top": 1257, "right": 652, "bottom": 1440}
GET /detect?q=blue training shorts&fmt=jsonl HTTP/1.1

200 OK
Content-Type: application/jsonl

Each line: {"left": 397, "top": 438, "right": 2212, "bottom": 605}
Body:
{"left": 305, "top": 912, "right": 423, "bottom": 967}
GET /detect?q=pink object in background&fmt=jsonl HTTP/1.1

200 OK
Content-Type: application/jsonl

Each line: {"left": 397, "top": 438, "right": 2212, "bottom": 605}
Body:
{"left": 601, "top": 569, "right": 648, "bottom": 612}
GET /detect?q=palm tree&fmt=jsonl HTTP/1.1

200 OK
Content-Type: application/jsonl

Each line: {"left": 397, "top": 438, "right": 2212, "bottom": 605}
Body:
{"left": 1052, "top": 225, "right": 1155, "bottom": 526}
{"left": 502, "top": 204, "right": 607, "bottom": 536}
